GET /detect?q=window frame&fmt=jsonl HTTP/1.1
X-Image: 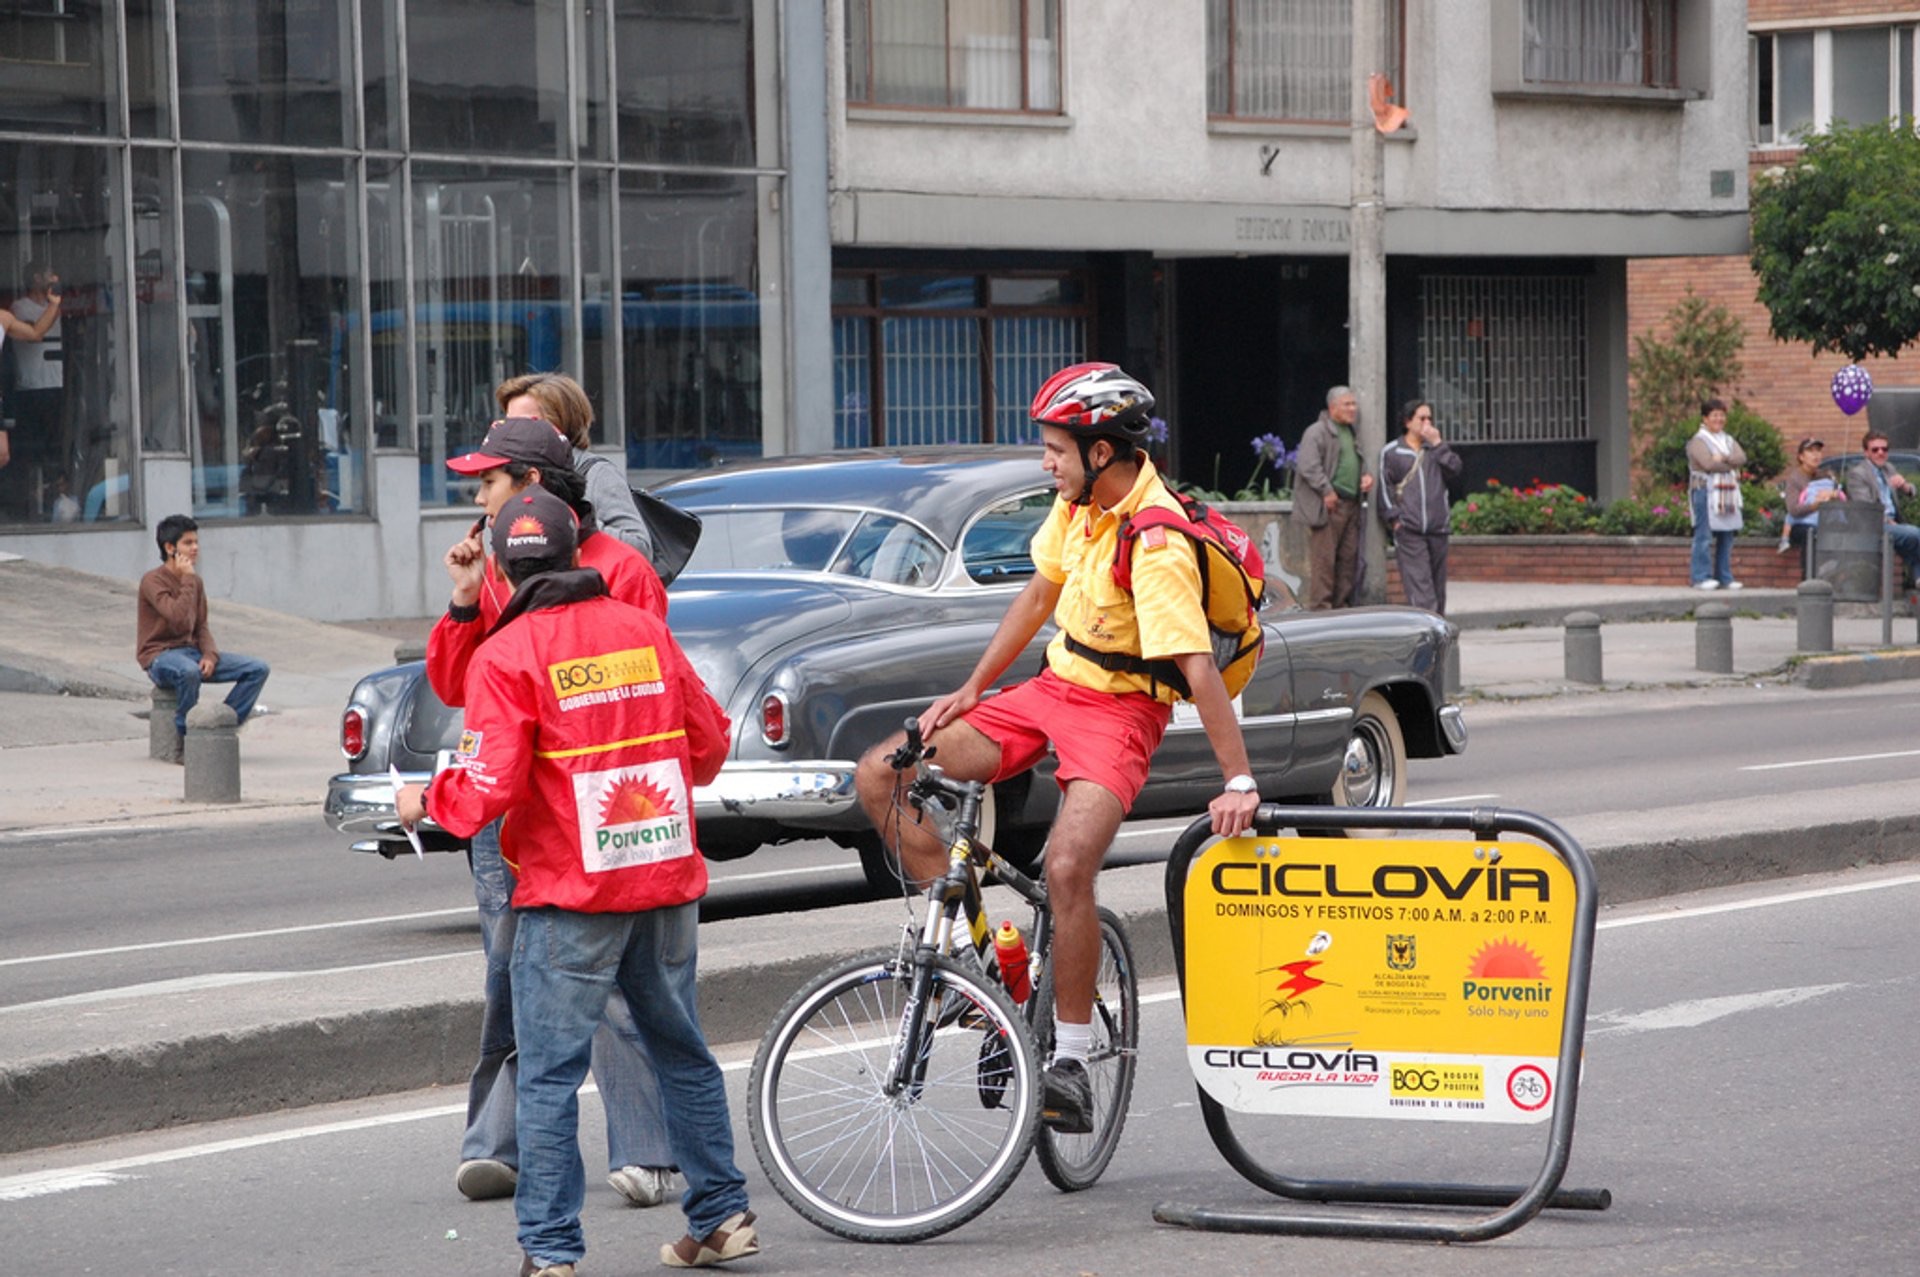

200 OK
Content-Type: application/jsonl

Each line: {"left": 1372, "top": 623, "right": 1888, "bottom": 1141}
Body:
{"left": 844, "top": 0, "right": 1062, "bottom": 115}
{"left": 1206, "top": 0, "right": 1407, "bottom": 127}
{"left": 1750, "top": 23, "right": 1917, "bottom": 147}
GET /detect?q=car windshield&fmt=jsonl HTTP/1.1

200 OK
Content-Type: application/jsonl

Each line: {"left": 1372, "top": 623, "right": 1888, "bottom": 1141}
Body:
{"left": 682, "top": 507, "right": 947, "bottom": 587}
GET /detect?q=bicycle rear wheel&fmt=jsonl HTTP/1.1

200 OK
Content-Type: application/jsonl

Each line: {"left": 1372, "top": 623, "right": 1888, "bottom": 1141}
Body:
{"left": 1032, "top": 906, "right": 1140, "bottom": 1192}
{"left": 748, "top": 949, "right": 1041, "bottom": 1242}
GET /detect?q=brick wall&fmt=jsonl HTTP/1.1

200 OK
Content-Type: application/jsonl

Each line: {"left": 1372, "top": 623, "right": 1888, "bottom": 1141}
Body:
{"left": 1381, "top": 536, "right": 1803, "bottom": 597}
{"left": 1751, "top": 1, "right": 1897, "bottom": 23}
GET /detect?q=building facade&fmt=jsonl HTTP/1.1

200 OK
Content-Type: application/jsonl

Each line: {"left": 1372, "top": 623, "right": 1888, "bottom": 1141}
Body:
{"left": 827, "top": 0, "right": 1750, "bottom": 501}
{"left": 1629, "top": 2, "right": 1920, "bottom": 464}
{"left": 0, "top": 0, "right": 833, "bottom": 618}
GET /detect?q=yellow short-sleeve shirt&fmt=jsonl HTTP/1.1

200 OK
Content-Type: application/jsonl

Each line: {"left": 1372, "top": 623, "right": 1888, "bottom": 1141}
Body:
{"left": 1031, "top": 459, "right": 1210, "bottom": 705}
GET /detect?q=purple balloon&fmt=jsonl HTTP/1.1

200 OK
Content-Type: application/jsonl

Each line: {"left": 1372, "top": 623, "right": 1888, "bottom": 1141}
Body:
{"left": 1833, "top": 364, "right": 1874, "bottom": 416}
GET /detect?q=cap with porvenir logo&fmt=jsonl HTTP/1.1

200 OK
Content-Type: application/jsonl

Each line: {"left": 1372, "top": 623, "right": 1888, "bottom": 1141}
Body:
{"left": 490, "top": 485, "right": 580, "bottom": 570}
{"left": 447, "top": 417, "right": 573, "bottom": 475}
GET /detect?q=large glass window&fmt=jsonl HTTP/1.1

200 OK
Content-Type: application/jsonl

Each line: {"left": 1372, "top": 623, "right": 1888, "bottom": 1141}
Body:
{"left": 847, "top": 0, "right": 1060, "bottom": 112}
{"left": 617, "top": 0, "right": 755, "bottom": 164}
{"left": 1207, "top": 0, "right": 1403, "bottom": 123}
{"left": 413, "top": 163, "right": 573, "bottom": 505}
{"left": 175, "top": 0, "right": 353, "bottom": 148}
{"left": 1752, "top": 26, "right": 1913, "bottom": 145}
{"left": 832, "top": 270, "right": 1089, "bottom": 448}
{"left": 181, "top": 152, "right": 363, "bottom": 517}
{"left": 132, "top": 147, "right": 184, "bottom": 456}
{"left": 620, "top": 171, "right": 761, "bottom": 470}
{"left": 0, "top": 142, "right": 135, "bottom": 525}
{"left": 1522, "top": 0, "right": 1675, "bottom": 89}
{"left": 0, "top": 0, "right": 120, "bottom": 134}
{"left": 366, "top": 159, "right": 407, "bottom": 450}
{"left": 126, "top": 0, "right": 173, "bottom": 137}
{"left": 408, "top": 0, "right": 571, "bottom": 158}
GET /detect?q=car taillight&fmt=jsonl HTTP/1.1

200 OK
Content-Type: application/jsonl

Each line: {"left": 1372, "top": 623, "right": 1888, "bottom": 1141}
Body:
{"left": 760, "top": 692, "right": 789, "bottom": 747}
{"left": 341, "top": 707, "right": 367, "bottom": 761}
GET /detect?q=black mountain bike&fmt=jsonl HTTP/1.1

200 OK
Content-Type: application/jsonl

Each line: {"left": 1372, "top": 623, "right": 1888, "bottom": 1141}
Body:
{"left": 746, "top": 720, "right": 1140, "bottom": 1242}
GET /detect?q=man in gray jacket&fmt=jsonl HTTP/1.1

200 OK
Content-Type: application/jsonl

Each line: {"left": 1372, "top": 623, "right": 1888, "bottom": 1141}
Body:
{"left": 1291, "top": 385, "right": 1373, "bottom": 609}
{"left": 1377, "top": 398, "right": 1463, "bottom": 614}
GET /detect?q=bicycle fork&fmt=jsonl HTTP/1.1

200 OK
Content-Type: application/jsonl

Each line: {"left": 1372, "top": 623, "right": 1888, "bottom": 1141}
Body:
{"left": 882, "top": 843, "right": 974, "bottom": 1098}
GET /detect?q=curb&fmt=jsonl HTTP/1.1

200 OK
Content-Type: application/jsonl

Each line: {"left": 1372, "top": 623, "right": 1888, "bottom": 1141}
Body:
{"left": 1794, "top": 649, "right": 1920, "bottom": 689}
{"left": 1447, "top": 589, "right": 1799, "bottom": 632}
{"left": 5, "top": 818, "right": 1917, "bottom": 1156}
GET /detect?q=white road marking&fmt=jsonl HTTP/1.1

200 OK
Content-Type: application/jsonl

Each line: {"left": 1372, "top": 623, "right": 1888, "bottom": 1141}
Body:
{"left": 0, "top": 908, "right": 476, "bottom": 969}
{"left": 712, "top": 863, "right": 856, "bottom": 884}
{"left": 0, "top": 952, "right": 472, "bottom": 1015}
{"left": 6, "top": 871, "right": 1915, "bottom": 1200}
{"left": 1405, "top": 793, "right": 1500, "bottom": 807}
{"left": 1738, "top": 748, "right": 1920, "bottom": 772}
{"left": 0, "top": 824, "right": 168, "bottom": 841}
{"left": 1586, "top": 984, "right": 1851, "bottom": 1037}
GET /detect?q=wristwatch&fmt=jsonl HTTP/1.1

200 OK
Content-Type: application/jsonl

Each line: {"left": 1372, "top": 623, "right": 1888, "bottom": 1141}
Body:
{"left": 1223, "top": 774, "right": 1258, "bottom": 795}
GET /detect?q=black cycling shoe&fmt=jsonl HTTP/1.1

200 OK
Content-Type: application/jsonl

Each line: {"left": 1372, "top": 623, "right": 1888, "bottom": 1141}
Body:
{"left": 1040, "top": 1059, "right": 1094, "bottom": 1134}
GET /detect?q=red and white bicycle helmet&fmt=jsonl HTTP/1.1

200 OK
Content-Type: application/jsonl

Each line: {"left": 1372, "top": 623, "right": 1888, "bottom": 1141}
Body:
{"left": 1029, "top": 362, "right": 1156, "bottom": 444}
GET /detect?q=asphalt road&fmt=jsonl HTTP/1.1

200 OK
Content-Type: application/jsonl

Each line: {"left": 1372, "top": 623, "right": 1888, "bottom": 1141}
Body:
{"left": 3, "top": 863, "right": 1915, "bottom": 1274}
{"left": 7, "top": 679, "right": 1920, "bottom": 1011}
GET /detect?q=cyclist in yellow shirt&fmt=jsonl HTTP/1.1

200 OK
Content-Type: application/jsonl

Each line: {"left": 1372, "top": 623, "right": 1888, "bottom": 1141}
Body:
{"left": 853, "top": 362, "right": 1260, "bottom": 1132}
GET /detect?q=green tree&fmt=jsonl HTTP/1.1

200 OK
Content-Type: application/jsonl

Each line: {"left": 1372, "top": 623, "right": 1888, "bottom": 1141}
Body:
{"left": 1750, "top": 121, "right": 1920, "bottom": 362}
{"left": 1627, "top": 290, "right": 1744, "bottom": 494}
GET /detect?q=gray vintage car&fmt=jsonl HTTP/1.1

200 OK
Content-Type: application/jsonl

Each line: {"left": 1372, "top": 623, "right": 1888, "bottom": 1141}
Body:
{"left": 324, "top": 447, "right": 1466, "bottom": 888}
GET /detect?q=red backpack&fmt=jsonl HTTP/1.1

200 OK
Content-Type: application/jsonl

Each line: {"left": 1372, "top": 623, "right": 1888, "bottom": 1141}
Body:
{"left": 1063, "top": 492, "right": 1267, "bottom": 700}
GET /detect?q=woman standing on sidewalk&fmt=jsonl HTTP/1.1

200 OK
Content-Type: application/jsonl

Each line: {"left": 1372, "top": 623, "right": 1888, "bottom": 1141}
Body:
{"left": 1687, "top": 399, "right": 1746, "bottom": 591}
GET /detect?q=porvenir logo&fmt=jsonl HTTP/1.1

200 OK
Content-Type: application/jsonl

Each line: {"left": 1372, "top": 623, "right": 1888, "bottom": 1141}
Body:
{"left": 506, "top": 514, "right": 548, "bottom": 547}
{"left": 1461, "top": 937, "right": 1553, "bottom": 1004}
{"left": 594, "top": 772, "right": 686, "bottom": 854}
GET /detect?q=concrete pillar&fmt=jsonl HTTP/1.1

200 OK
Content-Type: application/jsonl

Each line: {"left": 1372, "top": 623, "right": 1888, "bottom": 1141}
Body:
{"left": 1796, "top": 579, "right": 1834, "bottom": 653}
{"left": 1695, "top": 602, "right": 1733, "bottom": 674}
{"left": 149, "top": 686, "right": 181, "bottom": 761}
{"left": 183, "top": 702, "right": 241, "bottom": 803}
{"left": 1564, "top": 611, "right": 1602, "bottom": 684}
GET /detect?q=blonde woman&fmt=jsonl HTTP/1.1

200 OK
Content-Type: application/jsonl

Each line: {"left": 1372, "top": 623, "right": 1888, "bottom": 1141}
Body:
{"left": 494, "top": 372, "right": 655, "bottom": 560}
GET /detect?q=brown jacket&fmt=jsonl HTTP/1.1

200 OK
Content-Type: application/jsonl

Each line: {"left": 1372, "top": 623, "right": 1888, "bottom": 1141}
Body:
{"left": 136, "top": 566, "right": 217, "bottom": 668}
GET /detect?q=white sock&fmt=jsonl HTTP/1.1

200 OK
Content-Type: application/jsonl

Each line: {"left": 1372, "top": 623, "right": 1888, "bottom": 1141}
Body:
{"left": 1052, "top": 1018, "right": 1092, "bottom": 1066}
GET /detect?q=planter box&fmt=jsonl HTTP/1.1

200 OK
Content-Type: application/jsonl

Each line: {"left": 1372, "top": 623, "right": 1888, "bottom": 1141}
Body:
{"left": 1406, "top": 534, "right": 1803, "bottom": 593}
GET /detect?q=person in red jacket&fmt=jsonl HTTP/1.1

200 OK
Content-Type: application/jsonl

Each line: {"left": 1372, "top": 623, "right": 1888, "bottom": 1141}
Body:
{"left": 428, "top": 416, "right": 678, "bottom": 1210}
{"left": 400, "top": 485, "right": 758, "bottom": 1275}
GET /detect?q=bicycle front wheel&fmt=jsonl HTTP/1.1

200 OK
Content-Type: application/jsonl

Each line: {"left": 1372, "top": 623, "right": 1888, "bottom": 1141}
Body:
{"left": 1032, "top": 905, "right": 1140, "bottom": 1192}
{"left": 748, "top": 949, "right": 1041, "bottom": 1243}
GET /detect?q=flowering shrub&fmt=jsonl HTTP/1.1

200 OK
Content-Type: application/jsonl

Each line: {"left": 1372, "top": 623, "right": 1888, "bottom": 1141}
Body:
{"left": 1182, "top": 432, "right": 1296, "bottom": 502}
{"left": 1457, "top": 479, "right": 1786, "bottom": 537}
{"left": 1451, "top": 479, "right": 1599, "bottom": 535}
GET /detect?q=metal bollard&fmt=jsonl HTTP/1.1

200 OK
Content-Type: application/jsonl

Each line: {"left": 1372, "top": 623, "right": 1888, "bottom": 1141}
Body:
{"left": 1564, "top": 611, "right": 1602, "bottom": 684}
{"left": 149, "top": 686, "right": 181, "bottom": 761}
{"left": 1796, "top": 579, "right": 1834, "bottom": 653}
{"left": 1695, "top": 602, "right": 1733, "bottom": 674}
{"left": 183, "top": 702, "right": 242, "bottom": 803}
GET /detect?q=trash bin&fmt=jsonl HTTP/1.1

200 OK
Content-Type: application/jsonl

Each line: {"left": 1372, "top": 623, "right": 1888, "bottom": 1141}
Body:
{"left": 1812, "top": 503, "right": 1888, "bottom": 602}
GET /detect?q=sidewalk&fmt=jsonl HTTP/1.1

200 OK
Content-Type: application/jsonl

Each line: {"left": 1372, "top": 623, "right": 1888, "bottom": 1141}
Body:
{"left": 6, "top": 557, "right": 1920, "bottom": 1153}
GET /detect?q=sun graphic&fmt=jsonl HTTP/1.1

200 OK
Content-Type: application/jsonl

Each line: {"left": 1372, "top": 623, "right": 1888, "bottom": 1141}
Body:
{"left": 507, "top": 515, "right": 544, "bottom": 537}
{"left": 598, "top": 774, "right": 675, "bottom": 826}
{"left": 1467, "top": 938, "right": 1545, "bottom": 980}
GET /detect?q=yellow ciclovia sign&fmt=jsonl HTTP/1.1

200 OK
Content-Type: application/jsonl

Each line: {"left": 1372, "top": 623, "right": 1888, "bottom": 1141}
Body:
{"left": 1183, "top": 835, "right": 1575, "bottom": 1124}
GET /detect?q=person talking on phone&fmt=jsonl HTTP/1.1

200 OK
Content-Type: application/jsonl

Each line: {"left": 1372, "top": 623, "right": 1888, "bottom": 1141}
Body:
{"left": 135, "top": 514, "right": 271, "bottom": 759}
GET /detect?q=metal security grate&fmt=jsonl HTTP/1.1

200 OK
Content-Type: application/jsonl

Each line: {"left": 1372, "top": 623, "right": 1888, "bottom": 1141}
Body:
{"left": 992, "top": 314, "right": 1086, "bottom": 444}
{"left": 882, "top": 315, "right": 981, "bottom": 446}
{"left": 833, "top": 315, "right": 873, "bottom": 449}
{"left": 1418, "top": 275, "right": 1589, "bottom": 444}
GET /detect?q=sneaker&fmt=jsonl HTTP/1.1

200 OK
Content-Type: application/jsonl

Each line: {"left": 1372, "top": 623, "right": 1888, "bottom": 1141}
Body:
{"left": 520, "top": 1257, "right": 576, "bottom": 1277}
{"left": 609, "top": 1164, "right": 676, "bottom": 1207}
{"left": 1693, "top": 580, "right": 1720, "bottom": 590}
{"left": 1040, "top": 1059, "right": 1094, "bottom": 1134}
{"left": 454, "top": 1157, "right": 517, "bottom": 1201}
{"left": 1724, "top": 580, "right": 1744, "bottom": 591}
{"left": 661, "top": 1209, "right": 759, "bottom": 1268}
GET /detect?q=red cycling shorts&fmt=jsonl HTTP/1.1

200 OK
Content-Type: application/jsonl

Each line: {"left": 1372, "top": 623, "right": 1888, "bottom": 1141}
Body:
{"left": 960, "top": 668, "right": 1172, "bottom": 812}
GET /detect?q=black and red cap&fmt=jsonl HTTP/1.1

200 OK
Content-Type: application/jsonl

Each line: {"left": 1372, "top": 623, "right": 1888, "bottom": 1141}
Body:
{"left": 490, "top": 485, "right": 580, "bottom": 569}
{"left": 447, "top": 417, "right": 572, "bottom": 475}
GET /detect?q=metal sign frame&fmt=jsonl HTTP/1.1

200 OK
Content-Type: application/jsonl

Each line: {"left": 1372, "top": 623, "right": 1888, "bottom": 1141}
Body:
{"left": 1155, "top": 803, "right": 1610, "bottom": 1242}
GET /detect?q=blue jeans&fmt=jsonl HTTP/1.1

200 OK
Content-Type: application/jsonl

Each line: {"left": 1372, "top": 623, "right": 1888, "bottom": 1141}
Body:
{"left": 511, "top": 902, "right": 749, "bottom": 1266}
{"left": 1689, "top": 487, "right": 1735, "bottom": 586}
{"left": 462, "top": 820, "right": 671, "bottom": 1172}
{"left": 145, "top": 647, "right": 269, "bottom": 733}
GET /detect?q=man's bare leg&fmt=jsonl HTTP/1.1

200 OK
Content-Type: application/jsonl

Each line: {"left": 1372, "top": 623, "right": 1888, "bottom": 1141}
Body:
{"left": 853, "top": 721, "right": 1002, "bottom": 889}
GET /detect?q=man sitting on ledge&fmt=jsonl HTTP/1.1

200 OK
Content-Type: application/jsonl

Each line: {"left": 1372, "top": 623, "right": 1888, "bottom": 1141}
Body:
{"left": 136, "top": 513, "right": 270, "bottom": 760}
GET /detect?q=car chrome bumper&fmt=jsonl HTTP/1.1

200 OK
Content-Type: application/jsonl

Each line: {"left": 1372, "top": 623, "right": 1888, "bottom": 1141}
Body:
{"left": 325, "top": 759, "right": 862, "bottom": 847}
{"left": 1439, "top": 703, "right": 1468, "bottom": 754}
